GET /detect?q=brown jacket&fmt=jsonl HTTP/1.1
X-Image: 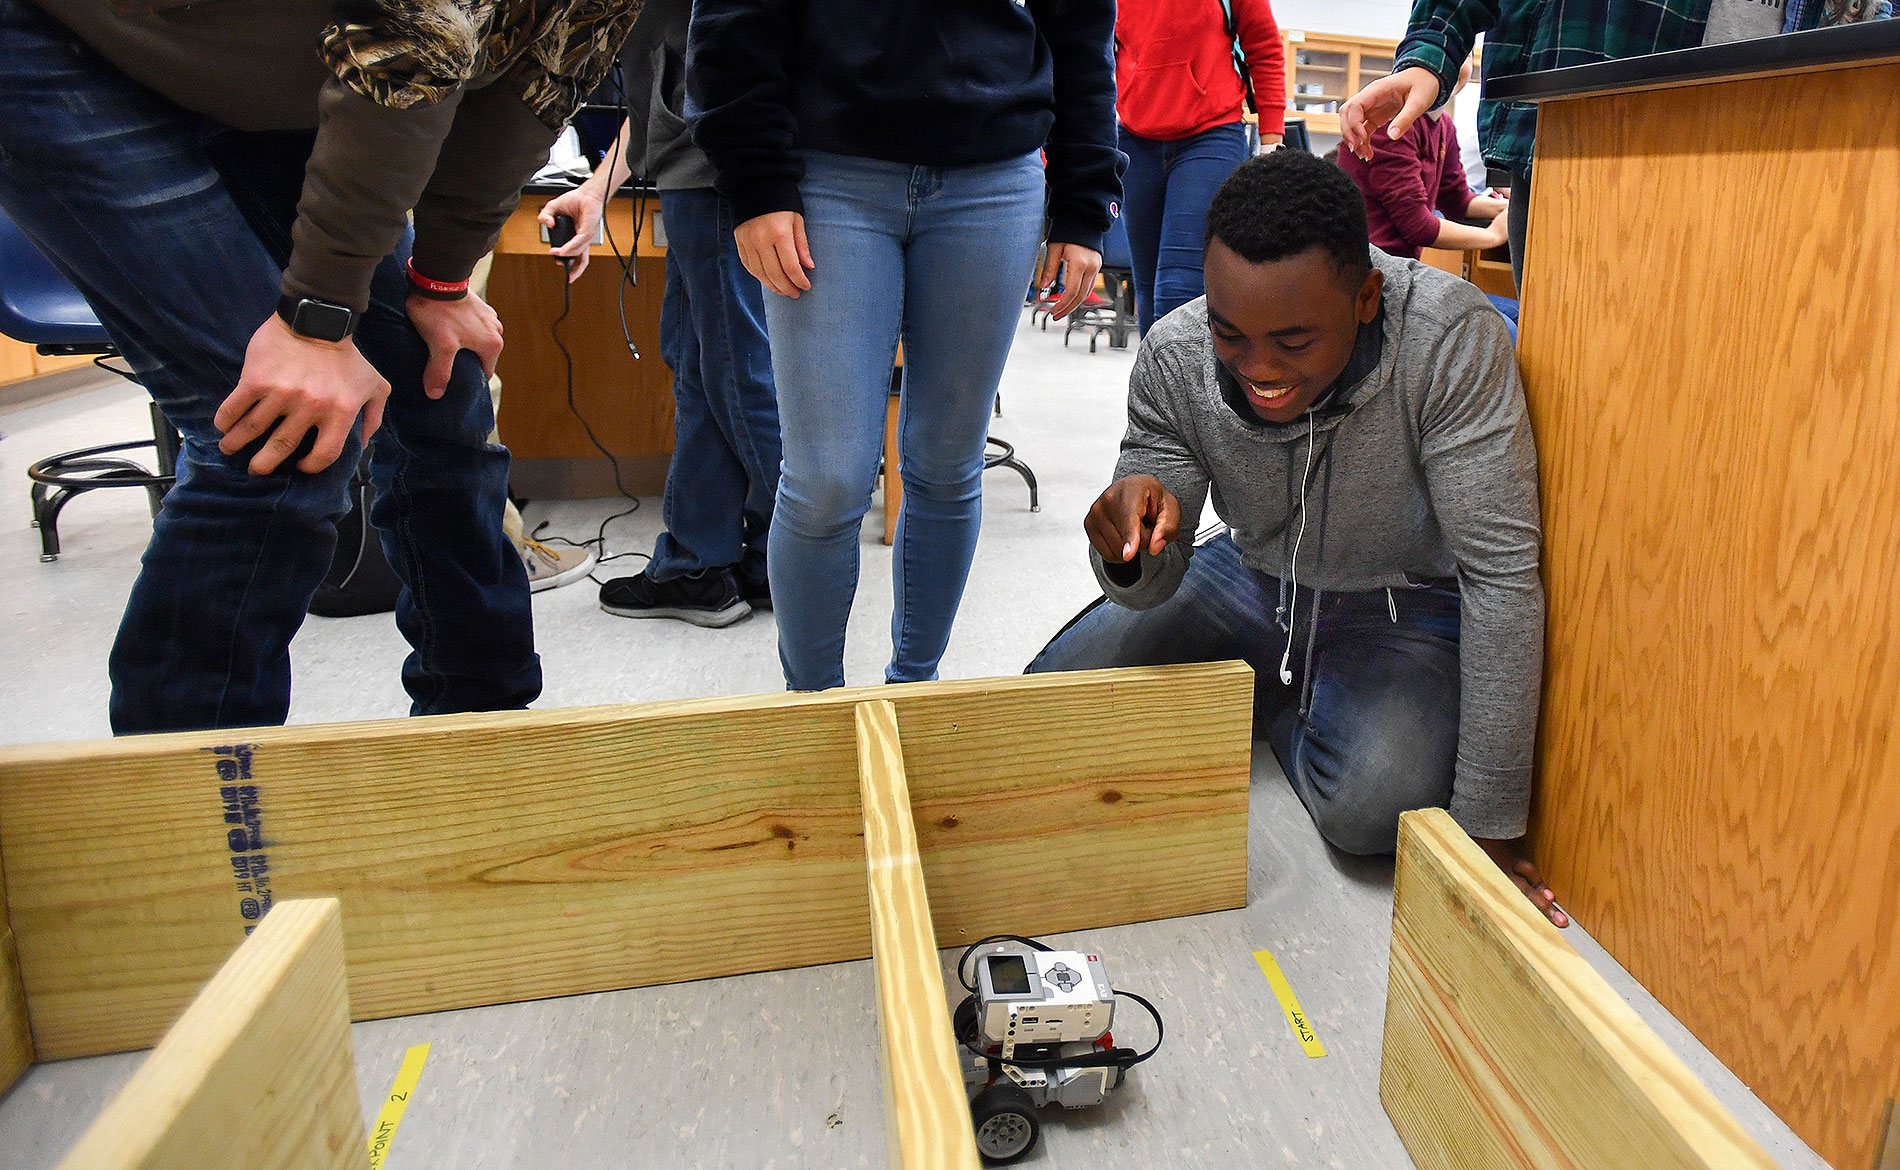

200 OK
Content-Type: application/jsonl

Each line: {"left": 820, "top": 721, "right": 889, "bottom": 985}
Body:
{"left": 35, "top": 0, "right": 643, "bottom": 311}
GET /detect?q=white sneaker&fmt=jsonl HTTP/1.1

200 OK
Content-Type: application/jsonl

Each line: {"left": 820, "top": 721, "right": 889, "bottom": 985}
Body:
{"left": 520, "top": 538, "right": 597, "bottom": 593}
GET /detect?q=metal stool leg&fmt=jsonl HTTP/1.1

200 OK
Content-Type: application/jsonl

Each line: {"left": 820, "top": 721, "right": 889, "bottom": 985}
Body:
{"left": 984, "top": 437, "right": 1039, "bottom": 513}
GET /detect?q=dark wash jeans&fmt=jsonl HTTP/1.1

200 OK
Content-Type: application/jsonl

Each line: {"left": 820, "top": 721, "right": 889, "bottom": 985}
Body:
{"left": 1027, "top": 534, "right": 1462, "bottom": 855}
{"left": 1118, "top": 121, "right": 1249, "bottom": 336}
{"left": 647, "top": 188, "right": 781, "bottom": 583}
{"left": 0, "top": 0, "right": 540, "bottom": 733}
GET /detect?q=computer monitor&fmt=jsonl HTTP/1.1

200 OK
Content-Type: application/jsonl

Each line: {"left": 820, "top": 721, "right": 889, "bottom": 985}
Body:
{"left": 1282, "top": 118, "right": 1313, "bottom": 154}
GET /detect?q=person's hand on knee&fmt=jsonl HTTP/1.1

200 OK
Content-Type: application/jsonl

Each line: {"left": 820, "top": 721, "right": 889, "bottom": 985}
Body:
{"left": 1475, "top": 836, "right": 1569, "bottom": 928}
{"left": 1087, "top": 474, "right": 1180, "bottom": 564}
{"left": 407, "top": 291, "right": 504, "bottom": 400}
{"left": 216, "top": 314, "right": 389, "bottom": 476}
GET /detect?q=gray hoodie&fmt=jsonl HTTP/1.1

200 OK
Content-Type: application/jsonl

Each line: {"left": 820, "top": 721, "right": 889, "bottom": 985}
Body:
{"left": 1095, "top": 249, "right": 1544, "bottom": 838}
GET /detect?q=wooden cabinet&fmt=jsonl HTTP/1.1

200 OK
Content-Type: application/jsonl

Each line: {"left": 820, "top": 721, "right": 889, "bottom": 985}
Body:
{"left": 487, "top": 191, "right": 675, "bottom": 499}
{"left": 1516, "top": 55, "right": 1900, "bottom": 1170}
{"left": 0, "top": 338, "right": 94, "bottom": 388}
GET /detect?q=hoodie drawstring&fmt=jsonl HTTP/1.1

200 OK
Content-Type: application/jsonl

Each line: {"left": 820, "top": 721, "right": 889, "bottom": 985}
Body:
{"left": 1278, "top": 410, "right": 1316, "bottom": 686}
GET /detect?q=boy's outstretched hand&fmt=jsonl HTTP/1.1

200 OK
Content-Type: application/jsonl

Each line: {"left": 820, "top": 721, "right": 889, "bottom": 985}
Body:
{"left": 1086, "top": 475, "right": 1181, "bottom": 563}
{"left": 1475, "top": 836, "right": 1569, "bottom": 928}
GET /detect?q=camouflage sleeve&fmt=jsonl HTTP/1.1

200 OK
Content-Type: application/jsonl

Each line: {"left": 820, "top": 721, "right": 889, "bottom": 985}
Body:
{"left": 285, "top": 0, "right": 644, "bottom": 307}
{"left": 318, "top": 0, "right": 644, "bottom": 127}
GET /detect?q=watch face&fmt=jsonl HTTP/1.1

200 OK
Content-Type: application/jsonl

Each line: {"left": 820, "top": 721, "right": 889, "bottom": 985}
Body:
{"left": 291, "top": 298, "right": 353, "bottom": 342}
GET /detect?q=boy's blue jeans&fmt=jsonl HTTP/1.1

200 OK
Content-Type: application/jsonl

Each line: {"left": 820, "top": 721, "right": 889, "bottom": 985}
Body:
{"left": 764, "top": 149, "right": 1046, "bottom": 691}
{"left": 647, "top": 188, "right": 781, "bottom": 583}
{"left": 0, "top": 0, "right": 539, "bottom": 732}
{"left": 1119, "top": 122, "right": 1249, "bottom": 335}
{"left": 1027, "top": 534, "right": 1462, "bottom": 855}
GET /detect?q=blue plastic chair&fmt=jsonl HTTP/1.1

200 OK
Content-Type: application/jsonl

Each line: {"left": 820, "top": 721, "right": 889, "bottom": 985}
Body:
{"left": 0, "top": 208, "right": 176, "bottom": 561}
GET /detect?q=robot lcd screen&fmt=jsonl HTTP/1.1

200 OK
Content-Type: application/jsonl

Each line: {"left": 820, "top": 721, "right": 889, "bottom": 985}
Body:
{"left": 987, "top": 954, "right": 1031, "bottom": 995}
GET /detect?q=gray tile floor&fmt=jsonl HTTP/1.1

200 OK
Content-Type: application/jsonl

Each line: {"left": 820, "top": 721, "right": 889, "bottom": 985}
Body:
{"left": 0, "top": 315, "right": 1829, "bottom": 1169}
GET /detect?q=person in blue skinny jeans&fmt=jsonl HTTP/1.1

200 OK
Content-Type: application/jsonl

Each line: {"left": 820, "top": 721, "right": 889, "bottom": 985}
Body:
{"left": 688, "top": 0, "right": 1125, "bottom": 691}
{"left": 0, "top": 0, "right": 641, "bottom": 732}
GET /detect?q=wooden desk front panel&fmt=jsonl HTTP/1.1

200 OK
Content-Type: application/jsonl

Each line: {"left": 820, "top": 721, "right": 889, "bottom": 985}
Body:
{"left": 490, "top": 193, "right": 674, "bottom": 498}
{"left": 1520, "top": 65, "right": 1900, "bottom": 1170}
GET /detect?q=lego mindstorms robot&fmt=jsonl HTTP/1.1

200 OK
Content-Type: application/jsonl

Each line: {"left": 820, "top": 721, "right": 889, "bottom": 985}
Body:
{"left": 951, "top": 936, "right": 1165, "bottom": 1163}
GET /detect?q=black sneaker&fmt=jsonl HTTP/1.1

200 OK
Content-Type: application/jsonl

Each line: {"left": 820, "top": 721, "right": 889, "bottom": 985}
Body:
{"left": 598, "top": 569, "right": 750, "bottom": 628}
{"left": 738, "top": 567, "right": 772, "bottom": 611}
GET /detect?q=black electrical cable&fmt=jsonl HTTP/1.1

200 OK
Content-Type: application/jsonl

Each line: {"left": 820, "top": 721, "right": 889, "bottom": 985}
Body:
{"left": 527, "top": 66, "right": 651, "bottom": 576}
{"left": 547, "top": 267, "right": 647, "bottom": 582}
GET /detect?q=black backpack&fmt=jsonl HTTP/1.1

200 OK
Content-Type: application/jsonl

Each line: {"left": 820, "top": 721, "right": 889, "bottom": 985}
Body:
{"left": 308, "top": 454, "right": 402, "bottom": 618}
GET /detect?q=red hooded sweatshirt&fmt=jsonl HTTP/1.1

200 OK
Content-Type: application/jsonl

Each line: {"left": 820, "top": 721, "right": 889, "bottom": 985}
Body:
{"left": 1114, "top": 0, "right": 1286, "bottom": 140}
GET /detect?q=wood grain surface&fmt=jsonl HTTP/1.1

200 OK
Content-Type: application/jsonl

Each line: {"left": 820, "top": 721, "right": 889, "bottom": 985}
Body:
{"left": 1520, "top": 65, "right": 1900, "bottom": 1170}
{"left": 0, "top": 664, "right": 1252, "bottom": 1062}
{"left": 855, "top": 701, "right": 982, "bottom": 1170}
{"left": 1, "top": 843, "right": 31, "bottom": 1095}
{"left": 54, "top": 899, "right": 365, "bottom": 1170}
{"left": 1382, "top": 810, "right": 1777, "bottom": 1170}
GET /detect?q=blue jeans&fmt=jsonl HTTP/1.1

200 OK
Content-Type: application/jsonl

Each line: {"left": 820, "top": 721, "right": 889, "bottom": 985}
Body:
{"left": 648, "top": 188, "right": 780, "bottom": 582}
{"left": 0, "top": 0, "right": 539, "bottom": 733}
{"left": 765, "top": 149, "right": 1046, "bottom": 690}
{"left": 1119, "top": 122, "right": 1248, "bottom": 335}
{"left": 1027, "top": 535, "right": 1461, "bottom": 855}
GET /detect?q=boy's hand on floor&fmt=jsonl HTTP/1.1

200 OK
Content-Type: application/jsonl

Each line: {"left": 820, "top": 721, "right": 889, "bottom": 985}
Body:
{"left": 1475, "top": 836, "right": 1569, "bottom": 928}
{"left": 1086, "top": 475, "right": 1180, "bottom": 563}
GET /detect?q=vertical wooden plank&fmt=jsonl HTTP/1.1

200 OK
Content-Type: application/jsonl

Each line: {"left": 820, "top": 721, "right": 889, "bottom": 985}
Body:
{"left": 856, "top": 701, "right": 981, "bottom": 1170}
{"left": 0, "top": 840, "right": 33, "bottom": 1094}
{"left": 1519, "top": 66, "right": 1900, "bottom": 1170}
{"left": 55, "top": 898, "right": 366, "bottom": 1170}
{"left": 1381, "top": 810, "right": 1777, "bottom": 1170}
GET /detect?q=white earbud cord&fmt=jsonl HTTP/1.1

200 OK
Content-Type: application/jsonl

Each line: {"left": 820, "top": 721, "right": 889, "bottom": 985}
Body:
{"left": 1279, "top": 409, "right": 1316, "bottom": 685}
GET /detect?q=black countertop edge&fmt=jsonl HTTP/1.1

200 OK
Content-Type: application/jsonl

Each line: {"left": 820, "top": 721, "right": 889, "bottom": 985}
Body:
{"left": 1487, "top": 19, "right": 1900, "bottom": 102}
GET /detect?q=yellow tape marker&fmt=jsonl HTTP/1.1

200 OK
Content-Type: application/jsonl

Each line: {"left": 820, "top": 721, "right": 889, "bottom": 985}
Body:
{"left": 367, "top": 1043, "right": 431, "bottom": 1169}
{"left": 1253, "top": 949, "right": 1327, "bottom": 1058}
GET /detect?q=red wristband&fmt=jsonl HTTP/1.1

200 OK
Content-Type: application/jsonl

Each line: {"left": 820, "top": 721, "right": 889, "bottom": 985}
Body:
{"left": 406, "top": 259, "right": 469, "bottom": 295}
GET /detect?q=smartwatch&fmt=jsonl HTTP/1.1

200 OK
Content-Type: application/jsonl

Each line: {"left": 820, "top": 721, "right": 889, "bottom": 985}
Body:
{"left": 275, "top": 294, "right": 356, "bottom": 342}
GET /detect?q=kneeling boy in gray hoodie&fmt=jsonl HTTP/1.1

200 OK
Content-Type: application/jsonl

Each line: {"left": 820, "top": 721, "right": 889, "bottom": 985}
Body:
{"left": 1030, "top": 151, "right": 1563, "bottom": 925}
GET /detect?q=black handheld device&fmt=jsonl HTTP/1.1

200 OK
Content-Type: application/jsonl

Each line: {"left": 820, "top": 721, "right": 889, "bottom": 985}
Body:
{"left": 548, "top": 212, "right": 578, "bottom": 248}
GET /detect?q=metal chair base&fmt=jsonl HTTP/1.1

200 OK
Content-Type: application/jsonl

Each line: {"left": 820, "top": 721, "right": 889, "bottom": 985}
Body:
{"left": 26, "top": 402, "right": 178, "bottom": 561}
{"left": 984, "top": 436, "right": 1038, "bottom": 513}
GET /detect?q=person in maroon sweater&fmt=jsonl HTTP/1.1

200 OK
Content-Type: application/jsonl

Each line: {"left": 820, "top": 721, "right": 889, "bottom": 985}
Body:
{"left": 1115, "top": 0, "right": 1286, "bottom": 335}
{"left": 1337, "top": 57, "right": 1509, "bottom": 260}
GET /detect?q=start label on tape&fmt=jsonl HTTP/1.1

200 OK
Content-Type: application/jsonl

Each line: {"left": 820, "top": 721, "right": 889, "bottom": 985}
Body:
{"left": 1253, "top": 948, "right": 1328, "bottom": 1058}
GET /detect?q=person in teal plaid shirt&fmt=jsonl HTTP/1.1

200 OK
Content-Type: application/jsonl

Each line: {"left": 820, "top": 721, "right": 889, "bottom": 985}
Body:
{"left": 1343, "top": 0, "right": 1796, "bottom": 291}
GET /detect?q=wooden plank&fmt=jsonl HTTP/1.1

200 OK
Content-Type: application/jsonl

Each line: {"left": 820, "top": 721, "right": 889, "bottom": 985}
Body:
{"left": 855, "top": 701, "right": 982, "bottom": 1170}
{"left": 1381, "top": 809, "right": 1777, "bottom": 1170}
{"left": 1519, "top": 64, "right": 1900, "bottom": 1170}
{"left": 1, "top": 839, "right": 32, "bottom": 1095}
{"left": 56, "top": 898, "right": 365, "bottom": 1170}
{"left": 0, "top": 663, "right": 1252, "bottom": 1060}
